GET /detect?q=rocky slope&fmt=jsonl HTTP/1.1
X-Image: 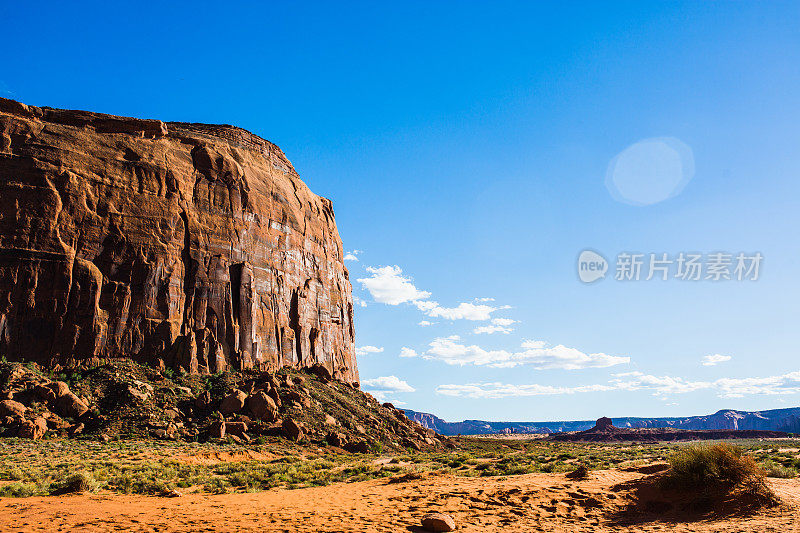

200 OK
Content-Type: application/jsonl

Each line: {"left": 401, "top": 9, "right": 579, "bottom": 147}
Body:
{"left": 403, "top": 407, "right": 800, "bottom": 435}
{"left": 0, "top": 360, "right": 448, "bottom": 450}
{"left": 0, "top": 98, "right": 357, "bottom": 382}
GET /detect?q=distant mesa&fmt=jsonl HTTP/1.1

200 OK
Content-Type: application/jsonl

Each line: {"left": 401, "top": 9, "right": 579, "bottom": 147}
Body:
{"left": 402, "top": 408, "right": 800, "bottom": 436}
{"left": 594, "top": 417, "right": 614, "bottom": 430}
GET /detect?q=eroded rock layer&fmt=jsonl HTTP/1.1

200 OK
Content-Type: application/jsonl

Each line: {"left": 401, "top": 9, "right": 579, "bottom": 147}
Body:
{"left": 0, "top": 98, "right": 358, "bottom": 383}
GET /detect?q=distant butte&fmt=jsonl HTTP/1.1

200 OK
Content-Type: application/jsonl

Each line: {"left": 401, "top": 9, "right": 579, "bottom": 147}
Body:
{"left": 0, "top": 98, "right": 358, "bottom": 384}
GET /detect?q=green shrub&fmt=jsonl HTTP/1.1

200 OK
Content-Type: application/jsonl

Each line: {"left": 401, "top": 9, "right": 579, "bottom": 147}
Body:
{"left": 566, "top": 464, "right": 590, "bottom": 480}
{"left": 664, "top": 444, "right": 761, "bottom": 487}
{"left": 50, "top": 471, "right": 97, "bottom": 494}
{"left": 662, "top": 443, "right": 778, "bottom": 507}
{"left": 0, "top": 482, "right": 41, "bottom": 497}
{"left": 762, "top": 460, "right": 797, "bottom": 479}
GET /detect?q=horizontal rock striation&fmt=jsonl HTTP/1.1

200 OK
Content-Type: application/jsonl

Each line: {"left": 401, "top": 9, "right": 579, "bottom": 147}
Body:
{"left": 0, "top": 98, "right": 358, "bottom": 383}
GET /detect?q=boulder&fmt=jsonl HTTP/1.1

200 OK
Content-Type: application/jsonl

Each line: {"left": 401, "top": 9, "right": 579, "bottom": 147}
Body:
{"left": 286, "top": 390, "right": 311, "bottom": 408}
{"left": 32, "top": 385, "right": 57, "bottom": 404}
{"left": 344, "top": 440, "right": 371, "bottom": 453}
{"left": 402, "top": 438, "right": 422, "bottom": 451}
{"left": 309, "top": 364, "right": 333, "bottom": 383}
{"left": 209, "top": 420, "right": 226, "bottom": 439}
{"left": 247, "top": 391, "right": 278, "bottom": 422}
{"left": 325, "top": 431, "right": 347, "bottom": 447}
{"left": 324, "top": 413, "right": 338, "bottom": 426}
{"left": 125, "top": 380, "right": 154, "bottom": 402}
{"left": 421, "top": 512, "right": 456, "bottom": 532}
{"left": 219, "top": 390, "right": 247, "bottom": 415}
{"left": 18, "top": 417, "right": 48, "bottom": 439}
{"left": 125, "top": 384, "right": 150, "bottom": 402}
{"left": 195, "top": 390, "right": 212, "bottom": 410}
{"left": 45, "top": 413, "right": 70, "bottom": 430}
{"left": 0, "top": 400, "right": 26, "bottom": 418}
{"left": 56, "top": 392, "right": 89, "bottom": 419}
{"left": 225, "top": 421, "right": 248, "bottom": 437}
{"left": 50, "top": 381, "right": 72, "bottom": 398}
{"left": 267, "top": 387, "right": 281, "bottom": 408}
{"left": 282, "top": 417, "right": 305, "bottom": 441}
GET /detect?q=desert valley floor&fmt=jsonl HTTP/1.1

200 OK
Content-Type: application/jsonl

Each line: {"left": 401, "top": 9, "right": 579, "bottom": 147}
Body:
{"left": 1, "top": 437, "right": 799, "bottom": 532}
{"left": 2, "top": 466, "right": 799, "bottom": 532}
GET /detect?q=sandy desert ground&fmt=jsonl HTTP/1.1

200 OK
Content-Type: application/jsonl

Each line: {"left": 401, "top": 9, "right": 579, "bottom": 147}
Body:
{"left": 1, "top": 466, "right": 798, "bottom": 532}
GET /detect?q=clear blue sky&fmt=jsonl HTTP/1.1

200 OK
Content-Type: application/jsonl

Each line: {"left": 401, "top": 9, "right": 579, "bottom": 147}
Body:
{"left": 3, "top": 1, "right": 799, "bottom": 421}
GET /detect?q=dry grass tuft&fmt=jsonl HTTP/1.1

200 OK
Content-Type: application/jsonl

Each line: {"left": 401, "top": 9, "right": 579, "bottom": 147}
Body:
{"left": 566, "top": 464, "right": 590, "bottom": 480}
{"left": 662, "top": 443, "right": 779, "bottom": 508}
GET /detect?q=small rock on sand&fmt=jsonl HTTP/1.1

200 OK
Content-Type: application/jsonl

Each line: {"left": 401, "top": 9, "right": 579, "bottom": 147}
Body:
{"left": 421, "top": 512, "right": 456, "bottom": 532}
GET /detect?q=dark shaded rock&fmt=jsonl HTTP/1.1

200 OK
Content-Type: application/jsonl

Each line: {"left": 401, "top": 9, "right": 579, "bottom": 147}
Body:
{"left": 326, "top": 431, "right": 348, "bottom": 447}
{"left": 247, "top": 391, "right": 278, "bottom": 422}
{"left": 209, "top": 420, "right": 226, "bottom": 439}
{"left": 344, "top": 440, "right": 370, "bottom": 453}
{"left": 56, "top": 392, "right": 89, "bottom": 419}
{"left": 282, "top": 417, "right": 304, "bottom": 441}
{"left": 226, "top": 421, "right": 248, "bottom": 437}
{"left": 219, "top": 390, "right": 247, "bottom": 415}
{"left": 308, "top": 364, "right": 333, "bottom": 383}
{"left": 32, "top": 385, "right": 57, "bottom": 404}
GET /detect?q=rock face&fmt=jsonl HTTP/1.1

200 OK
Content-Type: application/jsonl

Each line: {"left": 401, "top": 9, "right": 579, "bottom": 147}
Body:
{"left": 0, "top": 98, "right": 358, "bottom": 383}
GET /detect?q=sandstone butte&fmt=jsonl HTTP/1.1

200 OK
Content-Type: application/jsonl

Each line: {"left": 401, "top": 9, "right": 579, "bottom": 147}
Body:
{"left": 0, "top": 98, "right": 358, "bottom": 384}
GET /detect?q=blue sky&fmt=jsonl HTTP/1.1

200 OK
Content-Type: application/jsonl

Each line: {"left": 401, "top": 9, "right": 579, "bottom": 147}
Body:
{"left": 3, "top": 1, "right": 799, "bottom": 421}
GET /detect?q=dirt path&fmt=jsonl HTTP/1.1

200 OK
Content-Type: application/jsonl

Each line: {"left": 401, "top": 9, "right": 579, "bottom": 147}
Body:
{"left": 1, "top": 470, "right": 798, "bottom": 532}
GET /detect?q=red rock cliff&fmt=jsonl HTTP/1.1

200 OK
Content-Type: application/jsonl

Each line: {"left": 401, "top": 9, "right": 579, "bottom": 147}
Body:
{"left": 0, "top": 98, "right": 358, "bottom": 383}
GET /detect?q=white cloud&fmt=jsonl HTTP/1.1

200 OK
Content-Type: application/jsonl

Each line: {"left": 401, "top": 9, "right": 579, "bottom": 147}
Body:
{"left": 353, "top": 296, "right": 368, "bottom": 308}
{"left": 424, "top": 336, "right": 629, "bottom": 369}
{"left": 415, "top": 301, "right": 510, "bottom": 321}
{"left": 436, "top": 382, "right": 616, "bottom": 399}
{"left": 418, "top": 320, "right": 434, "bottom": 327}
{"left": 474, "top": 317, "right": 517, "bottom": 335}
{"left": 612, "top": 374, "right": 709, "bottom": 395}
{"left": 611, "top": 371, "right": 644, "bottom": 378}
{"left": 357, "top": 266, "right": 431, "bottom": 305}
{"left": 355, "top": 345, "right": 384, "bottom": 356}
{"left": 399, "top": 347, "right": 418, "bottom": 358}
{"left": 436, "top": 370, "right": 800, "bottom": 400}
{"left": 344, "top": 250, "right": 362, "bottom": 261}
{"left": 358, "top": 264, "right": 509, "bottom": 322}
{"left": 614, "top": 371, "right": 800, "bottom": 398}
{"left": 368, "top": 390, "right": 407, "bottom": 405}
{"left": 362, "top": 375, "right": 416, "bottom": 392}
{"left": 702, "top": 354, "right": 732, "bottom": 366}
